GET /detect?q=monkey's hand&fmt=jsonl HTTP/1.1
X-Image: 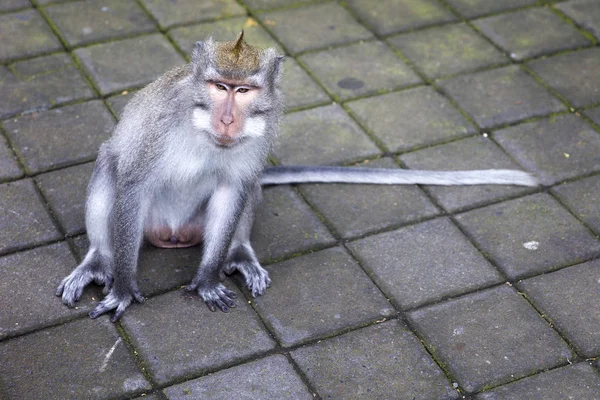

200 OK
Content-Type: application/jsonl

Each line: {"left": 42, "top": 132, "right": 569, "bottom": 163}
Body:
{"left": 56, "top": 255, "right": 113, "bottom": 307}
{"left": 186, "top": 281, "right": 237, "bottom": 313}
{"left": 89, "top": 284, "right": 145, "bottom": 322}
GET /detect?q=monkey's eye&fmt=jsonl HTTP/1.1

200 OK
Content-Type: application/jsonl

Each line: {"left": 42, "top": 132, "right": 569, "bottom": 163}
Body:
{"left": 236, "top": 87, "right": 250, "bottom": 94}
{"left": 215, "top": 83, "right": 228, "bottom": 91}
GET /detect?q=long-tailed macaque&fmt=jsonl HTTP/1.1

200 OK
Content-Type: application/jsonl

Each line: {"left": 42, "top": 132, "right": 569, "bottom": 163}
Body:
{"left": 56, "top": 33, "right": 537, "bottom": 321}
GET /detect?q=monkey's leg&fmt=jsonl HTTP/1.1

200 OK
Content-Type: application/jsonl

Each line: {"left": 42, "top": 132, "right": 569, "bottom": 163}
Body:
{"left": 223, "top": 183, "right": 271, "bottom": 297}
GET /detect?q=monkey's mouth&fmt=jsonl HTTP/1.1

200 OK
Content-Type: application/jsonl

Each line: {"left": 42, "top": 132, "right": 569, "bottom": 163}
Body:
{"left": 212, "top": 135, "right": 238, "bottom": 147}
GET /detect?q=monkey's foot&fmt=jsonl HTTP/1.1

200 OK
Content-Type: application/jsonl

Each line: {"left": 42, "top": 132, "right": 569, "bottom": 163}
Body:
{"left": 223, "top": 245, "right": 271, "bottom": 298}
{"left": 56, "top": 251, "right": 113, "bottom": 307}
{"left": 144, "top": 225, "right": 203, "bottom": 249}
{"left": 186, "top": 282, "right": 237, "bottom": 313}
{"left": 89, "top": 286, "right": 145, "bottom": 322}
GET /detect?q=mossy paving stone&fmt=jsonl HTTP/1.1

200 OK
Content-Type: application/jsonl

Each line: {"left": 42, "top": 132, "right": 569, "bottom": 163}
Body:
{"left": 0, "top": 135, "right": 23, "bottom": 182}
{"left": 120, "top": 289, "right": 275, "bottom": 385}
{"left": 445, "top": 0, "right": 537, "bottom": 18}
{"left": 252, "top": 247, "right": 395, "bottom": 347}
{"left": 290, "top": 320, "right": 460, "bottom": 400}
{"left": 280, "top": 58, "right": 330, "bottom": 110}
{"left": 438, "top": 65, "right": 565, "bottom": 129}
{"left": 0, "top": 0, "right": 30, "bottom": 12}
{"left": 300, "top": 40, "right": 422, "bottom": 101}
{"left": 259, "top": 2, "right": 373, "bottom": 54}
{"left": 3, "top": 100, "right": 115, "bottom": 174}
{"left": 455, "top": 193, "right": 600, "bottom": 280}
{"left": 556, "top": 0, "right": 600, "bottom": 40}
{"left": 243, "top": 0, "right": 312, "bottom": 10}
{"left": 551, "top": 174, "right": 600, "bottom": 235}
{"left": 408, "top": 285, "right": 572, "bottom": 393}
{"left": 0, "top": 9, "right": 62, "bottom": 62}
{"left": 399, "top": 136, "right": 536, "bottom": 213}
{"left": 584, "top": 105, "right": 600, "bottom": 126}
{"left": 163, "top": 355, "right": 312, "bottom": 400}
{"left": 140, "top": 0, "right": 245, "bottom": 29}
{"left": 388, "top": 23, "right": 507, "bottom": 79}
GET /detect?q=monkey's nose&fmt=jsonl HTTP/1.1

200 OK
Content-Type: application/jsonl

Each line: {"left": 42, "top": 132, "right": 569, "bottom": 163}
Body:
{"left": 221, "top": 115, "right": 233, "bottom": 125}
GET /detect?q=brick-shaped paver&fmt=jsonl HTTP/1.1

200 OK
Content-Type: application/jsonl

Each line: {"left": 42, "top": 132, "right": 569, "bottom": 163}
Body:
{"left": 140, "top": 0, "right": 245, "bottom": 29}
{"left": 280, "top": 58, "right": 330, "bottom": 110}
{"left": 445, "top": 0, "right": 537, "bottom": 18}
{"left": 475, "top": 363, "right": 600, "bottom": 399}
{"left": 4, "top": 100, "right": 115, "bottom": 173}
{"left": 519, "top": 259, "right": 600, "bottom": 357}
{"left": 259, "top": 3, "right": 372, "bottom": 54}
{"left": 439, "top": 65, "right": 566, "bottom": 129}
{"left": 585, "top": 106, "right": 600, "bottom": 126}
{"left": 75, "top": 34, "right": 185, "bottom": 95}
{"left": 107, "top": 90, "right": 136, "bottom": 118}
{"left": 528, "top": 47, "right": 600, "bottom": 108}
{"left": 551, "top": 174, "right": 600, "bottom": 235}
{"left": 0, "top": 0, "right": 30, "bottom": 12}
{"left": 348, "top": 218, "right": 503, "bottom": 309}
{"left": 474, "top": 8, "right": 590, "bottom": 61}
{"left": 169, "top": 16, "right": 282, "bottom": 56}
{"left": 121, "top": 289, "right": 276, "bottom": 385}
{"left": 0, "top": 242, "right": 96, "bottom": 340}
{"left": 0, "top": 136, "right": 22, "bottom": 182}
{"left": 253, "top": 247, "right": 394, "bottom": 347}
{"left": 244, "top": 0, "right": 308, "bottom": 10}
{"left": 291, "top": 320, "right": 460, "bottom": 400}
{"left": 299, "top": 158, "right": 439, "bottom": 239}
{"left": 347, "top": 0, "right": 457, "bottom": 35}
{"left": 347, "top": 86, "right": 476, "bottom": 153}
{"left": 556, "top": 0, "right": 600, "bottom": 40}
{"left": 389, "top": 23, "right": 507, "bottom": 79}
{"left": 46, "top": 0, "right": 156, "bottom": 47}
{"left": 0, "top": 179, "right": 60, "bottom": 254}
{"left": 251, "top": 186, "right": 336, "bottom": 262}
{"left": 0, "top": 9, "right": 62, "bottom": 62}
{"left": 400, "top": 136, "right": 535, "bottom": 212}
{"left": 36, "top": 162, "right": 94, "bottom": 236}
{"left": 273, "top": 104, "right": 380, "bottom": 165}
{"left": 455, "top": 193, "right": 600, "bottom": 279}
{"left": 163, "top": 355, "right": 312, "bottom": 399}
{"left": 409, "top": 285, "right": 572, "bottom": 393}
{"left": 0, "top": 53, "right": 94, "bottom": 119}
{"left": 300, "top": 41, "right": 421, "bottom": 101}
{"left": 493, "top": 114, "right": 600, "bottom": 185}
{"left": 0, "top": 317, "right": 150, "bottom": 399}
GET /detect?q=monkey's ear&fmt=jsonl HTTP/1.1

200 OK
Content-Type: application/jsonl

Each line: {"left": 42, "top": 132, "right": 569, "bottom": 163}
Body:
{"left": 265, "top": 52, "right": 285, "bottom": 87}
{"left": 191, "top": 38, "right": 215, "bottom": 75}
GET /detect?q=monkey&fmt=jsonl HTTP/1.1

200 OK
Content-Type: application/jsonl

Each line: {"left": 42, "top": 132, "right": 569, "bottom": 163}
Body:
{"left": 56, "top": 33, "right": 537, "bottom": 322}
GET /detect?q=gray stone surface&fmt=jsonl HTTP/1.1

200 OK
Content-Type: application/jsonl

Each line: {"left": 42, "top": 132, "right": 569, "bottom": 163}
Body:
{"left": 551, "top": 174, "right": 600, "bottom": 235}
{"left": 445, "top": 0, "right": 537, "bottom": 18}
{"left": 291, "top": 320, "right": 460, "bottom": 400}
{"left": 556, "top": 0, "right": 600, "bottom": 40}
{"left": 140, "top": 0, "right": 245, "bottom": 29}
{"left": 0, "top": 0, "right": 30, "bottom": 12}
{"left": 0, "top": 9, "right": 62, "bottom": 62}
{"left": 348, "top": 218, "right": 503, "bottom": 309}
{"left": 121, "top": 289, "right": 276, "bottom": 385}
{"left": 163, "top": 355, "right": 312, "bottom": 399}
{"left": 280, "top": 58, "right": 330, "bottom": 111}
{"left": 585, "top": 106, "right": 600, "bottom": 126}
{"left": 253, "top": 247, "right": 394, "bottom": 347}
{"left": 0, "top": 135, "right": 23, "bottom": 182}
{"left": 439, "top": 65, "right": 565, "bottom": 129}
{"left": 408, "top": 285, "right": 572, "bottom": 393}
{"left": 455, "top": 193, "right": 600, "bottom": 279}
{"left": 4, "top": 100, "right": 115, "bottom": 173}
{"left": 107, "top": 90, "right": 137, "bottom": 118}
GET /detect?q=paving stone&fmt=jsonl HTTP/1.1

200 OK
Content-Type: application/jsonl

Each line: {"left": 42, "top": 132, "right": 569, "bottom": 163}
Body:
{"left": 445, "top": 0, "right": 537, "bottom": 18}
{"left": 474, "top": 8, "right": 590, "bottom": 61}
{"left": 243, "top": 0, "right": 311, "bottom": 10}
{"left": 0, "top": 9, "right": 62, "bottom": 62}
{"left": 273, "top": 104, "right": 380, "bottom": 165}
{"left": 253, "top": 247, "right": 394, "bottom": 347}
{"left": 493, "top": 114, "right": 600, "bottom": 185}
{"left": 280, "top": 58, "right": 330, "bottom": 110}
{"left": 551, "top": 174, "right": 600, "bottom": 235}
{"left": 475, "top": 363, "right": 600, "bottom": 399}
{"left": 0, "top": 242, "right": 97, "bottom": 340}
{"left": 36, "top": 162, "right": 94, "bottom": 236}
{"left": 0, "top": 135, "right": 23, "bottom": 182}
{"left": 585, "top": 106, "right": 600, "bottom": 126}
{"left": 347, "top": 0, "right": 457, "bottom": 36}
{"left": 163, "top": 355, "right": 312, "bottom": 400}
{"left": 439, "top": 65, "right": 566, "bottom": 129}
{"left": 348, "top": 218, "right": 503, "bottom": 309}
{"left": 259, "top": 3, "right": 372, "bottom": 54}
{"left": 0, "top": 179, "right": 60, "bottom": 254}
{"left": 300, "top": 41, "right": 421, "bottom": 101}
{"left": 347, "top": 86, "right": 476, "bottom": 153}
{"left": 518, "top": 259, "right": 600, "bottom": 357}
{"left": 528, "top": 47, "right": 600, "bottom": 108}
{"left": 121, "top": 289, "right": 276, "bottom": 385}
{"left": 0, "top": 0, "right": 30, "bottom": 12}
{"left": 299, "top": 158, "right": 439, "bottom": 239}
{"left": 291, "top": 320, "right": 460, "bottom": 400}
{"left": 140, "top": 0, "right": 245, "bottom": 29}
{"left": 388, "top": 23, "right": 507, "bottom": 79}
{"left": 408, "top": 285, "right": 572, "bottom": 393}
{"left": 0, "top": 317, "right": 150, "bottom": 399}
{"left": 107, "top": 90, "right": 136, "bottom": 118}
{"left": 399, "top": 136, "right": 537, "bottom": 213}
{"left": 4, "top": 100, "right": 115, "bottom": 173}
{"left": 169, "top": 16, "right": 283, "bottom": 57}
{"left": 455, "top": 193, "right": 600, "bottom": 279}
{"left": 75, "top": 34, "right": 185, "bottom": 95}
{"left": 556, "top": 0, "right": 600, "bottom": 40}
{"left": 46, "top": 0, "right": 156, "bottom": 47}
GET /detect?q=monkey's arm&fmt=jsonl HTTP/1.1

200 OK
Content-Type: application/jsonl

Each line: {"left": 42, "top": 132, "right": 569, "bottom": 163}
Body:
{"left": 261, "top": 166, "right": 538, "bottom": 187}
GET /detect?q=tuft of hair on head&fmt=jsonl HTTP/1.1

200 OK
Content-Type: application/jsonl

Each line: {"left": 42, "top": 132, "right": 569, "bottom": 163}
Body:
{"left": 215, "top": 31, "right": 262, "bottom": 77}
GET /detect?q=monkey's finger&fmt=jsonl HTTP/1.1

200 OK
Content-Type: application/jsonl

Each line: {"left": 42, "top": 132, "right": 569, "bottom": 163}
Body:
{"left": 213, "top": 298, "right": 230, "bottom": 313}
{"left": 221, "top": 287, "right": 237, "bottom": 299}
{"left": 132, "top": 290, "right": 145, "bottom": 303}
{"left": 204, "top": 300, "right": 217, "bottom": 312}
{"left": 55, "top": 280, "right": 66, "bottom": 296}
{"left": 110, "top": 306, "right": 127, "bottom": 323}
{"left": 89, "top": 304, "right": 112, "bottom": 319}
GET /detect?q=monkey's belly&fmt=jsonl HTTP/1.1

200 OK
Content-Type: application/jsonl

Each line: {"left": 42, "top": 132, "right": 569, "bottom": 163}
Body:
{"left": 144, "top": 224, "right": 203, "bottom": 248}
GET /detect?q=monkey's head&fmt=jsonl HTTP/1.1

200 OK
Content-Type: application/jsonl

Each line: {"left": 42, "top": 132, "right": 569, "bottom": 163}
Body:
{"left": 190, "top": 32, "right": 284, "bottom": 148}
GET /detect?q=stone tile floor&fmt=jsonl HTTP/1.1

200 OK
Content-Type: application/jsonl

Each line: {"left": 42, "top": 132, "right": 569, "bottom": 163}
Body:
{"left": 1, "top": 0, "right": 600, "bottom": 399}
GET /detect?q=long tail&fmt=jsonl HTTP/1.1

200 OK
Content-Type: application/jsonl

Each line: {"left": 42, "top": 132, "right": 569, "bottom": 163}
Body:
{"left": 261, "top": 165, "right": 538, "bottom": 187}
